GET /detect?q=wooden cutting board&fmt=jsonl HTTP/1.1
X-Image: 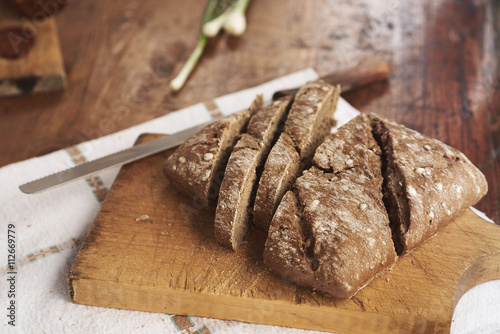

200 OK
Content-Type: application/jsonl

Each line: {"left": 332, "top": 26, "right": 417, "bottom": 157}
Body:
{"left": 68, "top": 134, "right": 500, "bottom": 334}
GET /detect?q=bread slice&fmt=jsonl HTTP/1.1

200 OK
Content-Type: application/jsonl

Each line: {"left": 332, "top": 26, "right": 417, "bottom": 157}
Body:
{"left": 370, "top": 114, "right": 488, "bottom": 253}
{"left": 215, "top": 97, "right": 293, "bottom": 250}
{"left": 252, "top": 133, "right": 301, "bottom": 230}
{"left": 284, "top": 80, "right": 341, "bottom": 159}
{"left": 163, "top": 95, "right": 263, "bottom": 208}
{"left": 253, "top": 81, "right": 340, "bottom": 231}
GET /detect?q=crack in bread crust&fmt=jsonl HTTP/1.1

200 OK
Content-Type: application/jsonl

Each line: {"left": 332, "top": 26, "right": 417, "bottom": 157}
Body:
{"left": 369, "top": 114, "right": 488, "bottom": 253}
{"left": 264, "top": 114, "right": 397, "bottom": 299}
{"left": 371, "top": 117, "right": 410, "bottom": 254}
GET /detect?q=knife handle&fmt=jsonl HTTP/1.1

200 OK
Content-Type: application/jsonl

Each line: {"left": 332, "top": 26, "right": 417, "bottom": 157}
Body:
{"left": 272, "top": 56, "right": 391, "bottom": 100}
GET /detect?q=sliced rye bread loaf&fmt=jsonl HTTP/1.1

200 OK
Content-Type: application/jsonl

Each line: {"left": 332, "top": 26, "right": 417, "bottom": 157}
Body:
{"left": 370, "top": 114, "right": 488, "bottom": 253}
{"left": 215, "top": 96, "right": 293, "bottom": 250}
{"left": 253, "top": 81, "right": 341, "bottom": 231}
{"left": 264, "top": 114, "right": 397, "bottom": 299}
{"left": 163, "top": 95, "right": 263, "bottom": 208}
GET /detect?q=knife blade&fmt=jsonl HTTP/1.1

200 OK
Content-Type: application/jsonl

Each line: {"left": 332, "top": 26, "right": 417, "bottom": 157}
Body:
{"left": 19, "top": 57, "right": 391, "bottom": 194}
{"left": 18, "top": 122, "right": 209, "bottom": 194}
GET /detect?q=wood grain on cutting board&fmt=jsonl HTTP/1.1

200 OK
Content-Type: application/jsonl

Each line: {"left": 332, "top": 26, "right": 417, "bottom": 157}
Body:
{"left": 68, "top": 134, "right": 500, "bottom": 334}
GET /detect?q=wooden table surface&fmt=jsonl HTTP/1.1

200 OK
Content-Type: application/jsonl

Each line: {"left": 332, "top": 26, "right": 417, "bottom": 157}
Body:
{"left": 0, "top": 0, "right": 498, "bottom": 223}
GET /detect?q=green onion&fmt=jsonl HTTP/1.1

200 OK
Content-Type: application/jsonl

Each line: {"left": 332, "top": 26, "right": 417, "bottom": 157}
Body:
{"left": 202, "top": 0, "right": 250, "bottom": 37}
{"left": 169, "top": 36, "right": 208, "bottom": 92}
{"left": 202, "top": 13, "right": 228, "bottom": 37}
{"left": 222, "top": 0, "right": 250, "bottom": 36}
{"left": 170, "top": 0, "right": 251, "bottom": 92}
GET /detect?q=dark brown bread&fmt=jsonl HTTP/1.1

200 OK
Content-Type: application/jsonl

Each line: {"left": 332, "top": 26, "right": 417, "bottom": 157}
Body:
{"left": 252, "top": 133, "right": 301, "bottom": 230}
{"left": 283, "top": 81, "right": 341, "bottom": 159}
{"left": 253, "top": 81, "right": 340, "bottom": 231}
{"left": 264, "top": 166, "right": 396, "bottom": 299}
{"left": 264, "top": 112, "right": 489, "bottom": 298}
{"left": 264, "top": 114, "right": 397, "bottom": 299}
{"left": 214, "top": 134, "right": 261, "bottom": 249}
{"left": 163, "top": 95, "right": 263, "bottom": 208}
{"left": 370, "top": 114, "right": 489, "bottom": 253}
{"left": 313, "top": 113, "right": 379, "bottom": 173}
{"left": 215, "top": 97, "right": 293, "bottom": 250}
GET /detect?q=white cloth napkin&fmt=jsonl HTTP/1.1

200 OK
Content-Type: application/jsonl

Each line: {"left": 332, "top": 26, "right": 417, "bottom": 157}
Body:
{"left": 0, "top": 69, "right": 497, "bottom": 334}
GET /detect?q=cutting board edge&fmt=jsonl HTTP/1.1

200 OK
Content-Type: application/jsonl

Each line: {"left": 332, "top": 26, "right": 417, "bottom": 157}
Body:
{"left": 68, "top": 275, "right": 450, "bottom": 334}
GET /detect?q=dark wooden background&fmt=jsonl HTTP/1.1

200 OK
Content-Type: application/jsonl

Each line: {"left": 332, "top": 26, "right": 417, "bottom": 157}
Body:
{"left": 0, "top": 0, "right": 498, "bottom": 223}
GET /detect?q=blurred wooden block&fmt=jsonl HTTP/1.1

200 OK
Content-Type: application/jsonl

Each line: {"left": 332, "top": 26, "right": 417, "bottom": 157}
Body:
{"left": 0, "top": 2, "right": 66, "bottom": 97}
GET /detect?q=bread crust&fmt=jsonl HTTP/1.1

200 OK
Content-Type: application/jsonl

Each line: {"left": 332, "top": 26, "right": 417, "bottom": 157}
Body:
{"left": 264, "top": 115, "right": 397, "bottom": 299}
{"left": 215, "top": 97, "right": 293, "bottom": 250}
{"left": 163, "top": 96, "right": 263, "bottom": 208}
{"left": 214, "top": 134, "right": 261, "bottom": 248}
{"left": 284, "top": 81, "right": 340, "bottom": 158}
{"left": 253, "top": 133, "right": 301, "bottom": 231}
{"left": 313, "top": 113, "right": 380, "bottom": 173}
{"left": 253, "top": 81, "right": 341, "bottom": 231}
{"left": 370, "top": 114, "right": 489, "bottom": 253}
{"left": 264, "top": 166, "right": 397, "bottom": 299}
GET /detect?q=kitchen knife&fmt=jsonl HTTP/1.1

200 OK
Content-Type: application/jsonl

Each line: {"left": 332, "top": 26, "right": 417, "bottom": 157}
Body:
{"left": 19, "top": 57, "right": 390, "bottom": 194}
{"left": 19, "top": 122, "right": 209, "bottom": 194}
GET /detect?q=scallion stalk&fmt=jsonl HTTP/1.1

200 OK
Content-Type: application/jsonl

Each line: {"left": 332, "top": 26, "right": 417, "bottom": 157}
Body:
{"left": 170, "top": 36, "right": 208, "bottom": 92}
{"left": 170, "top": 0, "right": 250, "bottom": 92}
